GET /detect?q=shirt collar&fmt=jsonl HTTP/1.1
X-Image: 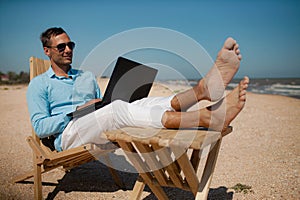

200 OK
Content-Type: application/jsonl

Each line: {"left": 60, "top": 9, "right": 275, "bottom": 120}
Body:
{"left": 68, "top": 68, "right": 78, "bottom": 76}
{"left": 46, "top": 66, "right": 79, "bottom": 79}
{"left": 45, "top": 67, "right": 56, "bottom": 78}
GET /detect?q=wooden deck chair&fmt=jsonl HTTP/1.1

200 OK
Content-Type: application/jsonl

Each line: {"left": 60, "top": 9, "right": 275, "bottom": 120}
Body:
{"left": 104, "top": 126, "right": 232, "bottom": 200}
{"left": 13, "top": 56, "right": 124, "bottom": 200}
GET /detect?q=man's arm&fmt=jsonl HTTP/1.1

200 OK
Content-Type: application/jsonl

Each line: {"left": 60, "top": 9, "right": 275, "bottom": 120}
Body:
{"left": 27, "top": 79, "right": 72, "bottom": 138}
{"left": 76, "top": 98, "right": 102, "bottom": 110}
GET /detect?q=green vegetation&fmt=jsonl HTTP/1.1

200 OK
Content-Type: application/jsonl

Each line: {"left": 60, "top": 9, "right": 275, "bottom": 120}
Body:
{"left": 0, "top": 71, "right": 29, "bottom": 85}
{"left": 231, "top": 183, "right": 254, "bottom": 194}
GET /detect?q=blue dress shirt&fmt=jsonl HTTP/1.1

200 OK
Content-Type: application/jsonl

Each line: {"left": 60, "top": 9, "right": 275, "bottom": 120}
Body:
{"left": 27, "top": 67, "right": 102, "bottom": 151}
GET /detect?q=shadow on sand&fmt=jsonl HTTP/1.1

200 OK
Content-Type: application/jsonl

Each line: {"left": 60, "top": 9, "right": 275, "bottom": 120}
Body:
{"left": 37, "top": 159, "right": 233, "bottom": 200}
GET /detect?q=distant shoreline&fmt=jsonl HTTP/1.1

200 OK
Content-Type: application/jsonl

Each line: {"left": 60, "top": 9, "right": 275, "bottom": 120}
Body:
{"left": 158, "top": 78, "right": 300, "bottom": 99}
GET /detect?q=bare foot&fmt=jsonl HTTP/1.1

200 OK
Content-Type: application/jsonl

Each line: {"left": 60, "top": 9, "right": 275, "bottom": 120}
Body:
{"left": 198, "top": 37, "right": 242, "bottom": 101}
{"left": 161, "top": 77, "right": 249, "bottom": 130}
{"left": 208, "top": 76, "right": 249, "bottom": 131}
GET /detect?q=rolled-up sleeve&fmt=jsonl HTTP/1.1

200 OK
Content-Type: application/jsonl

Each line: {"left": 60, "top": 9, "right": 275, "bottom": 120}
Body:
{"left": 27, "top": 78, "right": 72, "bottom": 138}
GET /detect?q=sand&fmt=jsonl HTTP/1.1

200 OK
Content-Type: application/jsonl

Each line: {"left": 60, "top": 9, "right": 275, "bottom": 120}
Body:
{"left": 0, "top": 82, "right": 299, "bottom": 200}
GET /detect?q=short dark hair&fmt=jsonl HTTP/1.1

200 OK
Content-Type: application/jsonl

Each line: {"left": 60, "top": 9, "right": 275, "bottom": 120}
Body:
{"left": 40, "top": 27, "right": 66, "bottom": 47}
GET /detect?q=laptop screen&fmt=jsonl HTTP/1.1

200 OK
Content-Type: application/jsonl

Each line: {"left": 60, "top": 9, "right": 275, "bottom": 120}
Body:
{"left": 102, "top": 57, "right": 158, "bottom": 104}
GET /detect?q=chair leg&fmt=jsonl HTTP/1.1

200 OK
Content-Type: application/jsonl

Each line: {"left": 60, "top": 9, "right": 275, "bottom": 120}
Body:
{"left": 139, "top": 173, "right": 169, "bottom": 200}
{"left": 195, "top": 138, "right": 222, "bottom": 200}
{"left": 13, "top": 170, "right": 36, "bottom": 183}
{"left": 33, "top": 145, "right": 43, "bottom": 200}
{"left": 33, "top": 158, "right": 43, "bottom": 200}
{"left": 103, "top": 155, "right": 125, "bottom": 188}
{"left": 117, "top": 140, "right": 168, "bottom": 200}
{"left": 130, "top": 176, "right": 146, "bottom": 200}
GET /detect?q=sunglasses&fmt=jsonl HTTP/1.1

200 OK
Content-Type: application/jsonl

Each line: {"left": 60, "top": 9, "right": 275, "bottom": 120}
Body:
{"left": 47, "top": 41, "right": 75, "bottom": 52}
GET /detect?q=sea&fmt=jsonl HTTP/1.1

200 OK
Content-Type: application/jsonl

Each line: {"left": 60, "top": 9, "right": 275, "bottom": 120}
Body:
{"left": 161, "top": 78, "right": 300, "bottom": 99}
{"left": 228, "top": 78, "right": 300, "bottom": 99}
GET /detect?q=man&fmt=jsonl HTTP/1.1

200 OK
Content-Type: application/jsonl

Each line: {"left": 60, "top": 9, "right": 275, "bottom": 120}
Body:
{"left": 27, "top": 27, "right": 249, "bottom": 151}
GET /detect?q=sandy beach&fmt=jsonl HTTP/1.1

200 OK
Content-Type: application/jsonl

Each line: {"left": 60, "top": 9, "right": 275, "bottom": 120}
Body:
{"left": 0, "top": 82, "right": 299, "bottom": 200}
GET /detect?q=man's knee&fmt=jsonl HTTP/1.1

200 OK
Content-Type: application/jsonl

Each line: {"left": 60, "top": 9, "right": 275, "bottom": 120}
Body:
{"left": 110, "top": 100, "right": 129, "bottom": 113}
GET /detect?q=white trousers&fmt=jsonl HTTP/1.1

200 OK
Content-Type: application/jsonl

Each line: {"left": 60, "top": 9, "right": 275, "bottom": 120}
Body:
{"left": 61, "top": 96, "right": 174, "bottom": 150}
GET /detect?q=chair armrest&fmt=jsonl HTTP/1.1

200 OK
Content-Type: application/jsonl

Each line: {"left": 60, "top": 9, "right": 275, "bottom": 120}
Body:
{"left": 26, "top": 136, "right": 48, "bottom": 164}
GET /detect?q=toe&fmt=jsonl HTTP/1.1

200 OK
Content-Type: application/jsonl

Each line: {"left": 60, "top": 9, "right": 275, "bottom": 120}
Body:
{"left": 237, "top": 54, "right": 242, "bottom": 60}
{"left": 243, "top": 76, "right": 250, "bottom": 84}
{"left": 239, "top": 90, "right": 247, "bottom": 97}
{"left": 239, "top": 92, "right": 246, "bottom": 101}
{"left": 224, "top": 37, "right": 236, "bottom": 50}
{"left": 233, "top": 44, "right": 239, "bottom": 51}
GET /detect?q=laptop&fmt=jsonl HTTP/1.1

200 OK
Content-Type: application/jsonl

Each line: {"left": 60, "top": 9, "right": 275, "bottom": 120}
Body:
{"left": 67, "top": 57, "right": 158, "bottom": 118}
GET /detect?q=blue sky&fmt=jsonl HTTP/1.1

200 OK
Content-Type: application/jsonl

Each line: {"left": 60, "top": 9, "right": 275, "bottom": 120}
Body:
{"left": 0, "top": 0, "right": 299, "bottom": 79}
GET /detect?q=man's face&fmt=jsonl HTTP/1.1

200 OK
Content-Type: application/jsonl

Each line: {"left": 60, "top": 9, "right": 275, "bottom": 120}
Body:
{"left": 44, "top": 33, "right": 74, "bottom": 67}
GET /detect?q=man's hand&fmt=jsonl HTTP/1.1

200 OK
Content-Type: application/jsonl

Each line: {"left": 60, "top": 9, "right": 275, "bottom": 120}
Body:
{"left": 76, "top": 99, "right": 102, "bottom": 110}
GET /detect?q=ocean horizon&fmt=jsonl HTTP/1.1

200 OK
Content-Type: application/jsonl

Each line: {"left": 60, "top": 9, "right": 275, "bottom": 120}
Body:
{"left": 159, "top": 77, "right": 300, "bottom": 99}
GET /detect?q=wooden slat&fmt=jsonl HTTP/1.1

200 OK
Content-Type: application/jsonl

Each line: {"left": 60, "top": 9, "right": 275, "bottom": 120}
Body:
{"left": 130, "top": 176, "right": 146, "bottom": 200}
{"left": 63, "top": 158, "right": 93, "bottom": 171}
{"left": 48, "top": 144, "right": 91, "bottom": 160}
{"left": 190, "top": 149, "right": 201, "bottom": 171}
{"left": 29, "top": 57, "right": 50, "bottom": 80}
{"left": 196, "top": 139, "right": 222, "bottom": 199}
{"left": 46, "top": 151, "right": 93, "bottom": 168}
{"left": 14, "top": 164, "right": 62, "bottom": 183}
{"left": 33, "top": 153, "right": 42, "bottom": 200}
{"left": 63, "top": 157, "right": 95, "bottom": 171}
{"left": 105, "top": 127, "right": 232, "bottom": 150}
{"left": 151, "top": 143, "right": 185, "bottom": 189}
{"left": 117, "top": 140, "right": 168, "bottom": 200}
{"left": 27, "top": 136, "right": 48, "bottom": 164}
{"left": 176, "top": 153, "right": 199, "bottom": 195}
{"left": 40, "top": 143, "right": 54, "bottom": 155}
{"left": 134, "top": 142, "right": 168, "bottom": 186}
{"left": 117, "top": 140, "right": 150, "bottom": 175}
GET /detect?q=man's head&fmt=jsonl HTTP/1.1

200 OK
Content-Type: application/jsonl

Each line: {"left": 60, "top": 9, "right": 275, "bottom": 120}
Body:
{"left": 40, "top": 27, "right": 75, "bottom": 68}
